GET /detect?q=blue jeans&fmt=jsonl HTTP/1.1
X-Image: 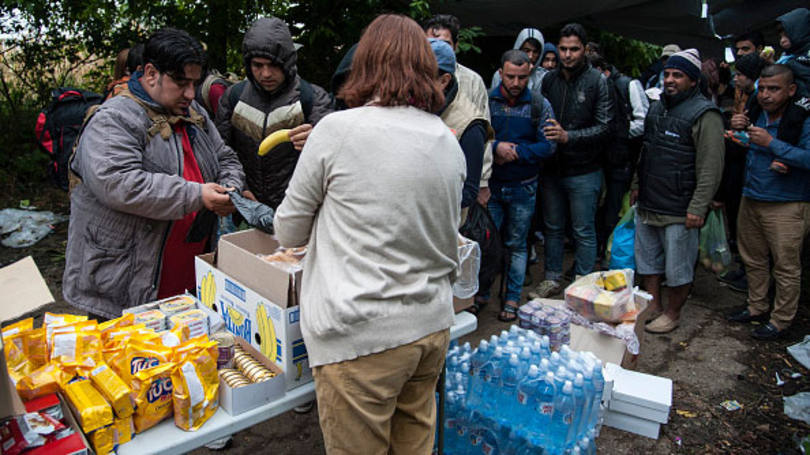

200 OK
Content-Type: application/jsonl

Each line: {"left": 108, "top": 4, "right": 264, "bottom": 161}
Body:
{"left": 483, "top": 180, "right": 537, "bottom": 302}
{"left": 542, "top": 170, "right": 603, "bottom": 280}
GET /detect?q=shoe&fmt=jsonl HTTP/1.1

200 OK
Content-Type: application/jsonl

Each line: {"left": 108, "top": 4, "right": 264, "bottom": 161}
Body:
{"left": 751, "top": 322, "right": 783, "bottom": 340}
{"left": 643, "top": 307, "right": 664, "bottom": 324}
{"left": 528, "top": 280, "right": 562, "bottom": 299}
{"left": 726, "top": 307, "right": 769, "bottom": 324}
{"left": 294, "top": 401, "right": 315, "bottom": 414}
{"left": 498, "top": 301, "right": 519, "bottom": 322}
{"left": 719, "top": 269, "right": 748, "bottom": 293}
{"left": 645, "top": 314, "right": 680, "bottom": 334}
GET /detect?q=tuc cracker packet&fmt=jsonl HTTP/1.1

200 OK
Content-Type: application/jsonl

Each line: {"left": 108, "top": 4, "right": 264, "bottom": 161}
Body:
{"left": 1, "top": 317, "right": 33, "bottom": 338}
{"left": 172, "top": 341, "right": 219, "bottom": 431}
{"left": 43, "top": 313, "right": 87, "bottom": 345}
{"left": 90, "top": 362, "right": 134, "bottom": 418}
{"left": 114, "top": 415, "right": 134, "bottom": 445}
{"left": 123, "top": 337, "right": 173, "bottom": 385}
{"left": 99, "top": 313, "right": 134, "bottom": 337}
{"left": 89, "top": 424, "right": 115, "bottom": 455}
{"left": 131, "top": 363, "right": 176, "bottom": 433}
{"left": 63, "top": 379, "right": 114, "bottom": 433}
{"left": 50, "top": 328, "right": 102, "bottom": 365}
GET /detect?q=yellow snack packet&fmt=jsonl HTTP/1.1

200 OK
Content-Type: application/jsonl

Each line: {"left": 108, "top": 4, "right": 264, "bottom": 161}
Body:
{"left": 4, "top": 328, "right": 49, "bottom": 383}
{"left": 131, "top": 363, "right": 176, "bottom": 433}
{"left": 114, "top": 415, "right": 134, "bottom": 445}
{"left": 1, "top": 318, "right": 33, "bottom": 339}
{"left": 595, "top": 270, "right": 628, "bottom": 291}
{"left": 63, "top": 379, "right": 114, "bottom": 433}
{"left": 50, "top": 329, "right": 102, "bottom": 364}
{"left": 171, "top": 342, "right": 219, "bottom": 431}
{"left": 16, "top": 363, "right": 62, "bottom": 400}
{"left": 44, "top": 313, "right": 88, "bottom": 344}
{"left": 124, "top": 338, "right": 173, "bottom": 385}
{"left": 90, "top": 362, "right": 134, "bottom": 418}
{"left": 89, "top": 424, "right": 116, "bottom": 455}
{"left": 103, "top": 323, "right": 148, "bottom": 349}
{"left": 23, "top": 328, "right": 48, "bottom": 369}
{"left": 99, "top": 313, "right": 134, "bottom": 335}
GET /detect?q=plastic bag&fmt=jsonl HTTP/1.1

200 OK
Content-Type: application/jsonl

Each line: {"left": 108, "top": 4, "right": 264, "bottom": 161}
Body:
{"left": 784, "top": 392, "right": 810, "bottom": 424}
{"left": 459, "top": 203, "right": 506, "bottom": 291}
{"left": 0, "top": 208, "right": 67, "bottom": 248}
{"left": 607, "top": 205, "right": 636, "bottom": 270}
{"left": 172, "top": 342, "right": 219, "bottom": 431}
{"left": 699, "top": 208, "right": 731, "bottom": 274}
{"left": 564, "top": 269, "right": 638, "bottom": 322}
{"left": 788, "top": 335, "right": 810, "bottom": 370}
{"left": 454, "top": 234, "right": 481, "bottom": 299}
{"left": 228, "top": 191, "right": 275, "bottom": 234}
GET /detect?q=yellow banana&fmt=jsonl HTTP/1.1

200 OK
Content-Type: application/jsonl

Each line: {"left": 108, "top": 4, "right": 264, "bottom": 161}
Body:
{"left": 257, "top": 129, "right": 292, "bottom": 156}
{"left": 257, "top": 303, "right": 268, "bottom": 357}
{"left": 256, "top": 303, "right": 277, "bottom": 363}
{"left": 200, "top": 272, "right": 215, "bottom": 309}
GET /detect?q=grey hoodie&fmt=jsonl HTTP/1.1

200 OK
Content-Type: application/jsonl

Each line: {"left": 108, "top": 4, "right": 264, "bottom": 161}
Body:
{"left": 216, "top": 17, "right": 333, "bottom": 209}
{"left": 490, "top": 28, "right": 548, "bottom": 94}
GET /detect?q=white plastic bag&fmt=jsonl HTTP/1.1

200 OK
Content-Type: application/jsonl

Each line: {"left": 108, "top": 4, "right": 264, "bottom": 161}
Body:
{"left": 0, "top": 208, "right": 67, "bottom": 248}
{"left": 453, "top": 234, "right": 480, "bottom": 299}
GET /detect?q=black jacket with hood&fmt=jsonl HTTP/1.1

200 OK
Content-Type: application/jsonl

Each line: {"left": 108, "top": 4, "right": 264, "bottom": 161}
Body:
{"left": 778, "top": 8, "right": 810, "bottom": 97}
{"left": 215, "top": 17, "right": 333, "bottom": 209}
{"left": 541, "top": 61, "right": 613, "bottom": 177}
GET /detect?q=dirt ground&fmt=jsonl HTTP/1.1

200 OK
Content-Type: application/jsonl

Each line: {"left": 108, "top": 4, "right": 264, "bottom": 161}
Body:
{"left": 2, "top": 187, "right": 809, "bottom": 454}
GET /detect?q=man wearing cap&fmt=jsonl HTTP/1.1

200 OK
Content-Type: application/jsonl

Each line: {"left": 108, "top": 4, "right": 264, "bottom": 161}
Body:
{"left": 631, "top": 48, "right": 725, "bottom": 334}
{"left": 429, "top": 38, "right": 493, "bottom": 222}
{"left": 483, "top": 49, "right": 555, "bottom": 322}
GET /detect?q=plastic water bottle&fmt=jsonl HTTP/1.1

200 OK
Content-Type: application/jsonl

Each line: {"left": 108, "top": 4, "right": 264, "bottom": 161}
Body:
{"left": 490, "top": 335, "right": 500, "bottom": 347}
{"left": 444, "top": 391, "right": 461, "bottom": 453}
{"left": 519, "top": 347, "right": 532, "bottom": 374}
{"left": 508, "top": 325, "right": 521, "bottom": 341}
{"left": 530, "top": 340, "right": 543, "bottom": 366}
{"left": 500, "top": 354, "right": 521, "bottom": 421}
{"left": 550, "top": 380, "right": 576, "bottom": 453}
{"left": 554, "top": 366, "right": 568, "bottom": 390}
{"left": 459, "top": 363, "right": 471, "bottom": 395}
{"left": 538, "top": 358, "right": 551, "bottom": 375}
{"left": 481, "top": 347, "right": 504, "bottom": 414}
{"left": 549, "top": 351, "right": 562, "bottom": 370}
{"left": 534, "top": 371, "right": 557, "bottom": 443}
{"left": 506, "top": 340, "right": 517, "bottom": 355}
{"left": 560, "top": 345, "right": 572, "bottom": 362}
{"left": 541, "top": 335, "right": 552, "bottom": 357}
{"left": 572, "top": 373, "right": 587, "bottom": 440}
{"left": 587, "top": 360, "right": 605, "bottom": 436}
{"left": 578, "top": 436, "right": 595, "bottom": 455}
{"left": 579, "top": 367, "right": 596, "bottom": 438}
{"left": 467, "top": 341, "right": 491, "bottom": 409}
{"left": 454, "top": 386, "right": 471, "bottom": 452}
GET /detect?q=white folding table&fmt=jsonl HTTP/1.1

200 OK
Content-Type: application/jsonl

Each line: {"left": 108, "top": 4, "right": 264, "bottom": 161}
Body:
{"left": 119, "top": 311, "right": 477, "bottom": 455}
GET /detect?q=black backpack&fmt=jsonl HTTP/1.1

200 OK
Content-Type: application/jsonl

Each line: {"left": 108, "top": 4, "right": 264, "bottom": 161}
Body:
{"left": 35, "top": 88, "right": 103, "bottom": 190}
{"left": 460, "top": 203, "right": 507, "bottom": 295}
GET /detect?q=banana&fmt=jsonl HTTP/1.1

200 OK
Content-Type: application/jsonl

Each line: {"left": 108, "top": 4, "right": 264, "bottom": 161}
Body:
{"left": 256, "top": 303, "right": 277, "bottom": 363}
{"left": 257, "top": 129, "right": 292, "bottom": 156}
{"left": 200, "top": 272, "right": 216, "bottom": 309}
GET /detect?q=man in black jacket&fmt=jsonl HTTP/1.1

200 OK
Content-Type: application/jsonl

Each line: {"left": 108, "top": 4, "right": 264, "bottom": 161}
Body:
{"left": 530, "top": 23, "right": 613, "bottom": 299}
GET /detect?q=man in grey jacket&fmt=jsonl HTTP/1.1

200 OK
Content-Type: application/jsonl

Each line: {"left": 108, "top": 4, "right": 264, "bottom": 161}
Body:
{"left": 63, "top": 28, "right": 245, "bottom": 320}
{"left": 216, "top": 17, "right": 333, "bottom": 210}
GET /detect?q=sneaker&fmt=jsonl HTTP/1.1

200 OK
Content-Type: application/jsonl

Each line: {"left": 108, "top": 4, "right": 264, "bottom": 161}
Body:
{"left": 751, "top": 322, "right": 783, "bottom": 340}
{"left": 294, "top": 401, "right": 315, "bottom": 414}
{"left": 528, "top": 280, "right": 562, "bottom": 299}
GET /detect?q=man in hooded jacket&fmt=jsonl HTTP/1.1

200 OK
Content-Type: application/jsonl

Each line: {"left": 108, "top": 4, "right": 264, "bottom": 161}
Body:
{"left": 216, "top": 17, "right": 333, "bottom": 210}
{"left": 490, "top": 28, "right": 548, "bottom": 98}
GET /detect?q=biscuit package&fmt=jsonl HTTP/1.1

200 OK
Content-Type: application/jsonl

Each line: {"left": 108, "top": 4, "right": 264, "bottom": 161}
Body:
{"left": 131, "top": 363, "right": 175, "bottom": 433}
{"left": 62, "top": 379, "right": 114, "bottom": 433}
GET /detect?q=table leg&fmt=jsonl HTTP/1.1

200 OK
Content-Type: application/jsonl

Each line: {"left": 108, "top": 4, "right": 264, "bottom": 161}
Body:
{"left": 437, "top": 361, "right": 445, "bottom": 455}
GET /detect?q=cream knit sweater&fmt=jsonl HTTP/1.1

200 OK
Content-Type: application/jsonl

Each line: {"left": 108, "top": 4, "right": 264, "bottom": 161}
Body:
{"left": 274, "top": 105, "right": 466, "bottom": 367}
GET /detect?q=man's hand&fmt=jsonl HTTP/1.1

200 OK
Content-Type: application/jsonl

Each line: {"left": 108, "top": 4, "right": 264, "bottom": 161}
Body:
{"left": 543, "top": 119, "right": 569, "bottom": 144}
{"left": 685, "top": 213, "right": 705, "bottom": 229}
{"left": 747, "top": 125, "right": 773, "bottom": 147}
{"left": 242, "top": 190, "right": 257, "bottom": 201}
{"left": 495, "top": 141, "right": 519, "bottom": 164}
{"left": 289, "top": 123, "right": 313, "bottom": 151}
{"left": 477, "top": 187, "right": 491, "bottom": 206}
{"left": 202, "top": 183, "right": 235, "bottom": 216}
{"left": 730, "top": 112, "right": 750, "bottom": 130}
{"left": 630, "top": 189, "right": 639, "bottom": 206}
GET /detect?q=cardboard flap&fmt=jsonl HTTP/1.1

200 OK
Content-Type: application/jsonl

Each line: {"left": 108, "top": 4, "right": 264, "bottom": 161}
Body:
{"left": 0, "top": 256, "right": 55, "bottom": 323}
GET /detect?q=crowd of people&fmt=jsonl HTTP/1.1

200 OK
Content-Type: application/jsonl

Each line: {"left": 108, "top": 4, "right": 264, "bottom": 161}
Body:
{"left": 60, "top": 8, "right": 810, "bottom": 454}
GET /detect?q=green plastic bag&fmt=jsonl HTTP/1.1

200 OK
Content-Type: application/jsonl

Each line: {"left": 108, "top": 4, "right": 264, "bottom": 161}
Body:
{"left": 698, "top": 208, "right": 731, "bottom": 274}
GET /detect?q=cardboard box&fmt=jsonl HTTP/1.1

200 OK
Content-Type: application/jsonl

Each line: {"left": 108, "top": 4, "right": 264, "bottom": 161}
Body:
{"left": 0, "top": 257, "right": 92, "bottom": 454}
{"left": 603, "top": 409, "right": 661, "bottom": 439}
{"left": 534, "top": 298, "right": 646, "bottom": 369}
{"left": 604, "top": 362, "right": 672, "bottom": 424}
{"left": 195, "top": 242, "right": 310, "bottom": 391}
{"left": 219, "top": 337, "right": 285, "bottom": 415}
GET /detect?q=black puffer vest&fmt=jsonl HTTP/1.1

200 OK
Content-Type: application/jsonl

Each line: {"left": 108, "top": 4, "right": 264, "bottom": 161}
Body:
{"left": 639, "top": 88, "right": 718, "bottom": 216}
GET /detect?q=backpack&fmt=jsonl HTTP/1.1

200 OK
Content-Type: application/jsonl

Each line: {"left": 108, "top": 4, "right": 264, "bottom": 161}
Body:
{"left": 195, "top": 69, "right": 239, "bottom": 117}
{"left": 35, "top": 88, "right": 103, "bottom": 190}
{"left": 460, "top": 203, "right": 507, "bottom": 295}
{"left": 228, "top": 78, "right": 315, "bottom": 121}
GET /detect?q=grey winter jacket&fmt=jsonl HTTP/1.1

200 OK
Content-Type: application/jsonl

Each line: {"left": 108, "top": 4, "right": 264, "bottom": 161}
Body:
{"left": 215, "top": 17, "right": 333, "bottom": 209}
{"left": 63, "top": 93, "right": 245, "bottom": 318}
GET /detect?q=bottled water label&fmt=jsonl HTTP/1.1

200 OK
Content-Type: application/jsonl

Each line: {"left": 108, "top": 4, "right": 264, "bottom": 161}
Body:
{"left": 472, "top": 434, "right": 482, "bottom": 446}
{"left": 483, "top": 442, "right": 496, "bottom": 455}
{"left": 539, "top": 402, "right": 554, "bottom": 415}
{"left": 563, "top": 413, "right": 573, "bottom": 425}
{"left": 517, "top": 391, "right": 528, "bottom": 405}
{"left": 457, "top": 425, "right": 467, "bottom": 437}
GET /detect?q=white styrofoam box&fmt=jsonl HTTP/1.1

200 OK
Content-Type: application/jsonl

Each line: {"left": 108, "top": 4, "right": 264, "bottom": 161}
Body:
{"left": 609, "top": 398, "right": 670, "bottom": 424}
{"left": 604, "top": 362, "right": 672, "bottom": 413}
{"left": 195, "top": 253, "right": 311, "bottom": 391}
{"left": 603, "top": 410, "right": 661, "bottom": 439}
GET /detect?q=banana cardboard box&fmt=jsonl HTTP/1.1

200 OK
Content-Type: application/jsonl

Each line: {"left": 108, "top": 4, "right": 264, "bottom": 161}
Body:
{"left": 195, "top": 230, "right": 310, "bottom": 391}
